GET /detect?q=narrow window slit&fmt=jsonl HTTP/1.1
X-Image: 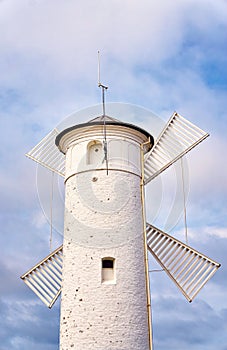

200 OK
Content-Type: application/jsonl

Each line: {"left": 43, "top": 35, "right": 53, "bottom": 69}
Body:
{"left": 101, "top": 258, "right": 115, "bottom": 284}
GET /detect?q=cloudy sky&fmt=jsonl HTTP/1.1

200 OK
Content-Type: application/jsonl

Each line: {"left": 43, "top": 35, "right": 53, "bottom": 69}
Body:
{"left": 0, "top": 0, "right": 227, "bottom": 349}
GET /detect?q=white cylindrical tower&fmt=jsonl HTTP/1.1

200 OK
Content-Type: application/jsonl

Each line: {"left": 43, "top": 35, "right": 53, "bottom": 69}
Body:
{"left": 56, "top": 116, "right": 154, "bottom": 350}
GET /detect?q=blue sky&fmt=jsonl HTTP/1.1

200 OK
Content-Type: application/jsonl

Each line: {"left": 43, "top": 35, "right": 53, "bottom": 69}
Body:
{"left": 0, "top": 0, "right": 227, "bottom": 349}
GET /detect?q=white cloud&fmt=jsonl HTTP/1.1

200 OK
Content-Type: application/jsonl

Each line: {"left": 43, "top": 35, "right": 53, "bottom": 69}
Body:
{"left": 0, "top": 0, "right": 226, "bottom": 80}
{"left": 32, "top": 210, "right": 47, "bottom": 229}
{"left": 187, "top": 135, "right": 227, "bottom": 191}
{"left": 204, "top": 226, "right": 227, "bottom": 239}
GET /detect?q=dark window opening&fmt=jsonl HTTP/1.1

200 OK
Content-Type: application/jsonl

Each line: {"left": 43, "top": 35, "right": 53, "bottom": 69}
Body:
{"left": 102, "top": 259, "right": 114, "bottom": 269}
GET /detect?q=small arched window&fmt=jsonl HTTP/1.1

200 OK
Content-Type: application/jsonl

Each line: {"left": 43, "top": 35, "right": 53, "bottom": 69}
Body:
{"left": 87, "top": 141, "right": 103, "bottom": 165}
{"left": 101, "top": 257, "right": 115, "bottom": 284}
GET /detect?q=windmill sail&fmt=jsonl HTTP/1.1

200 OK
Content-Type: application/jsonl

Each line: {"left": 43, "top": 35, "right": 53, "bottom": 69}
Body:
{"left": 146, "top": 223, "right": 220, "bottom": 302}
{"left": 21, "top": 245, "right": 63, "bottom": 308}
{"left": 144, "top": 112, "right": 209, "bottom": 184}
{"left": 26, "top": 128, "right": 65, "bottom": 177}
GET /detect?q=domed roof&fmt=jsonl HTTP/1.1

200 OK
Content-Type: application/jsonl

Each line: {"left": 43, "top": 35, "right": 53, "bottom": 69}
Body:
{"left": 55, "top": 114, "right": 154, "bottom": 150}
{"left": 88, "top": 115, "right": 121, "bottom": 123}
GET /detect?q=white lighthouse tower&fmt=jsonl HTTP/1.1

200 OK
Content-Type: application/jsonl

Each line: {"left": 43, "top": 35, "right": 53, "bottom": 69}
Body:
{"left": 21, "top": 105, "right": 220, "bottom": 350}
{"left": 55, "top": 115, "right": 153, "bottom": 349}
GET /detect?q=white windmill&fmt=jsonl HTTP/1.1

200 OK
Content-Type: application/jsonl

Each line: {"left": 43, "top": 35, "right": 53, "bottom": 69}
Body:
{"left": 21, "top": 93, "right": 220, "bottom": 349}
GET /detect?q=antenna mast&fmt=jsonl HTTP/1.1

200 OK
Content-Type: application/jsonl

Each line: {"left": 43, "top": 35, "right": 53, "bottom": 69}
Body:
{"left": 98, "top": 51, "right": 109, "bottom": 175}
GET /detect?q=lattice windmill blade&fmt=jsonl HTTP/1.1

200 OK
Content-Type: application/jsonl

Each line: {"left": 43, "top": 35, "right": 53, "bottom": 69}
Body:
{"left": 144, "top": 112, "right": 209, "bottom": 185}
{"left": 26, "top": 128, "right": 65, "bottom": 177}
{"left": 21, "top": 245, "right": 63, "bottom": 308}
{"left": 146, "top": 223, "right": 220, "bottom": 302}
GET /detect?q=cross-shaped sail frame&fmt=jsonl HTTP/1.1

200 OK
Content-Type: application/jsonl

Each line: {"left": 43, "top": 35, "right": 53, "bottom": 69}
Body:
{"left": 22, "top": 111, "right": 220, "bottom": 308}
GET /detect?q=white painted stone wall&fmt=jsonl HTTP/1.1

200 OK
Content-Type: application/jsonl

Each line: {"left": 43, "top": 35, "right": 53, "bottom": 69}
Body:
{"left": 59, "top": 124, "right": 150, "bottom": 350}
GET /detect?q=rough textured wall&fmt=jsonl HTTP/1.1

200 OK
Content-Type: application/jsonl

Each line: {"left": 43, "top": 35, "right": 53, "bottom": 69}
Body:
{"left": 60, "top": 170, "right": 150, "bottom": 350}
